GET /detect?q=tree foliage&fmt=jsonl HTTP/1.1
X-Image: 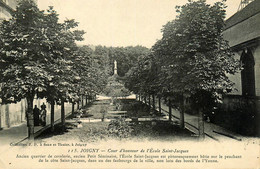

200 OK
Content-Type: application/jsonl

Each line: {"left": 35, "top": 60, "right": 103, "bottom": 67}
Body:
{"left": 0, "top": 0, "right": 86, "bottom": 104}
{"left": 93, "top": 45, "right": 149, "bottom": 77}
{"left": 126, "top": 0, "right": 241, "bottom": 116}
{"left": 0, "top": 0, "right": 106, "bottom": 138}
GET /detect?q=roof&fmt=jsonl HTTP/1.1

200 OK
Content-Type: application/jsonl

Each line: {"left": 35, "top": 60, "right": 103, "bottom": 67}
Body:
{"left": 224, "top": 0, "right": 260, "bottom": 30}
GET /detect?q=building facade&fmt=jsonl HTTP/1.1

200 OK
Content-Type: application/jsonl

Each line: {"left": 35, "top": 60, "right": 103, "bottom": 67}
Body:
{"left": 0, "top": 0, "right": 18, "bottom": 21}
{"left": 221, "top": 0, "right": 260, "bottom": 135}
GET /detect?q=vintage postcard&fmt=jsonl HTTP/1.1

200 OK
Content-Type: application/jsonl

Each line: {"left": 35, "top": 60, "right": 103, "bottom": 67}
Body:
{"left": 0, "top": 0, "right": 259, "bottom": 169}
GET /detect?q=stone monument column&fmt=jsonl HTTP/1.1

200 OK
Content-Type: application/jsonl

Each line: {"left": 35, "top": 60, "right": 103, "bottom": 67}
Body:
{"left": 114, "top": 60, "right": 117, "bottom": 75}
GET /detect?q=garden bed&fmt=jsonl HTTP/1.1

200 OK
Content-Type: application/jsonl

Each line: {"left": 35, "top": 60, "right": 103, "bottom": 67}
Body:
{"left": 36, "top": 99, "right": 197, "bottom": 142}
{"left": 36, "top": 119, "right": 197, "bottom": 143}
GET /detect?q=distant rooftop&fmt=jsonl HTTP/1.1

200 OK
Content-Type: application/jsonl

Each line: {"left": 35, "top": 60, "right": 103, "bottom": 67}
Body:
{"left": 225, "top": 0, "right": 260, "bottom": 30}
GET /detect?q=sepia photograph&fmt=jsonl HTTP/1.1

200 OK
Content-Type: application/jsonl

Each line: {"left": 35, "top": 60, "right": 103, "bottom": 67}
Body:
{"left": 0, "top": 0, "right": 259, "bottom": 168}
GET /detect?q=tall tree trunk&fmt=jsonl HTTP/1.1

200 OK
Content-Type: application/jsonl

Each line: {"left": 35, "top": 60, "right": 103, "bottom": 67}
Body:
{"left": 85, "top": 96, "right": 88, "bottom": 106}
{"left": 180, "top": 98, "right": 185, "bottom": 129}
{"left": 61, "top": 99, "right": 65, "bottom": 133}
{"left": 21, "top": 100, "right": 24, "bottom": 122}
{"left": 198, "top": 108, "right": 205, "bottom": 139}
{"left": 81, "top": 95, "right": 84, "bottom": 108}
{"left": 89, "top": 96, "right": 92, "bottom": 103}
{"left": 148, "top": 95, "right": 151, "bottom": 109}
{"left": 77, "top": 101, "right": 80, "bottom": 110}
{"left": 51, "top": 99, "right": 55, "bottom": 132}
{"left": 168, "top": 98, "right": 172, "bottom": 122}
{"left": 158, "top": 96, "right": 161, "bottom": 114}
{"left": 72, "top": 102, "right": 75, "bottom": 114}
{"left": 152, "top": 94, "right": 156, "bottom": 112}
{"left": 26, "top": 96, "right": 34, "bottom": 140}
{"left": 5, "top": 104, "right": 10, "bottom": 128}
{"left": 144, "top": 96, "right": 147, "bottom": 104}
{"left": 180, "top": 104, "right": 185, "bottom": 129}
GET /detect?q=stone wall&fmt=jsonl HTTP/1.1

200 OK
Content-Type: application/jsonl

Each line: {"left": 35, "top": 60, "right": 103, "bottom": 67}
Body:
{"left": 0, "top": 98, "right": 84, "bottom": 129}
{"left": 0, "top": 99, "right": 26, "bottom": 128}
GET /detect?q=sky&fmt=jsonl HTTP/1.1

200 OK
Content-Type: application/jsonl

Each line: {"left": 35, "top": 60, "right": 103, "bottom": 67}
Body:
{"left": 38, "top": 0, "right": 242, "bottom": 48}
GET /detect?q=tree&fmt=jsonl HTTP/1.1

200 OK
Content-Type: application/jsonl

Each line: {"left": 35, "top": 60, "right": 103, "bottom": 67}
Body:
{"left": 0, "top": 0, "right": 84, "bottom": 138}
{"left": 0, "top": 0, "right": 52, "bottom": 139}
{"left": 39, "top": 7, "right": 84, "bottom": 132}
{"left": 152, "top": 0, "right": 241, "bottom": 137}
{"left": 107, "top": 46, "right": 149, "bottom": 76}
{"left": 125, "top": 52, "right": 161, "bottom": 114}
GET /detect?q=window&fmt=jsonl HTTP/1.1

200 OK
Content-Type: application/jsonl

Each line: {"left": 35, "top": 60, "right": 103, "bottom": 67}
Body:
{"left": 240, "top": 48, "right": 256, "bottom": 96}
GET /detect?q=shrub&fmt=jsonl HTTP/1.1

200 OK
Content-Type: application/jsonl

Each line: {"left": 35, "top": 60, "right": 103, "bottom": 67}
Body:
{"left": 107, "top": 118, "right": 133, "bottom": 138}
